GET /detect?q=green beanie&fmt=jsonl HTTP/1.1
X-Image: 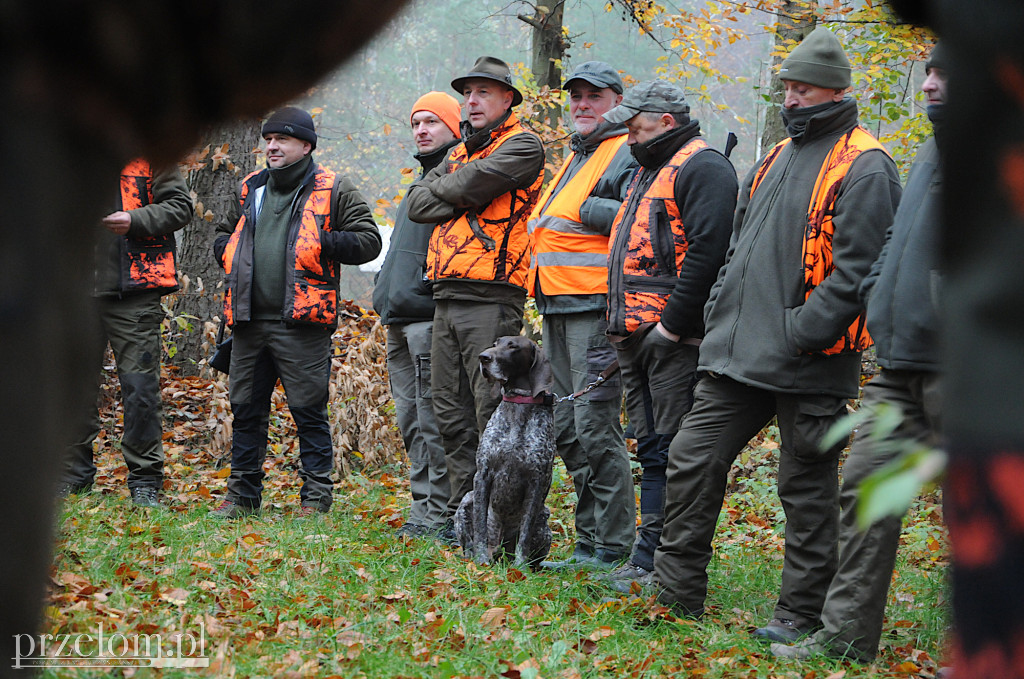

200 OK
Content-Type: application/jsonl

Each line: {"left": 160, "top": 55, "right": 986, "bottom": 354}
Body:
{"left": 779, "top": 27, "right": 851, "bottom": 89}
{"left": 926, "top": 42, "right": 947, "bottom": 72}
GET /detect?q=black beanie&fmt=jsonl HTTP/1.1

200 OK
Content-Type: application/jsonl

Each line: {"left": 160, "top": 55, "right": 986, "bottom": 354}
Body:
{"left": 262, "top": 107, "right": 317, "bottom": 149}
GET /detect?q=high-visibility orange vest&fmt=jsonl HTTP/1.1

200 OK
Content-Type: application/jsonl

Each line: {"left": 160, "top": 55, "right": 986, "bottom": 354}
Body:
{"left": 118, "top": 158, "right": 178, "bottom": 292}
{"left": 527, "top": 134, "right": 627, "bottom": 297}
{"left": 608, "top": 137, "right": 708, "bottom": 334}
{"left": 751, "top": 127, "right": 888, "bottom": 355}
{"left": 426, "top": 112, "right": 543, "bottom": 289}
{"left": 222, "top": 166, "right": 340, "bottom": 327}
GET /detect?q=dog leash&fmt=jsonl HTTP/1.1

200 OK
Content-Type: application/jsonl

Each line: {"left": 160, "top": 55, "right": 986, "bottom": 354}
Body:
{"left": 555, "top": 360, "right": 620, "bottom": 404}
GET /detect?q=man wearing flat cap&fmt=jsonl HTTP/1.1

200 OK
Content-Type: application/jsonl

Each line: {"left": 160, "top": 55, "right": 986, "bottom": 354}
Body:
{"left": 374, "top": 91, "right": 462, "bottom": 540}
{"left": 528, "top": 61, "right": 638, "bottom": 572}
{"left": 406, "top": 57, "right": 545, "bottom": 538}
{"left": 211, "top": 106, "right": 382, "bottom": 518}
{"left": 593, "top": 79, "right": 737, "bottom": 592}
{"left": 772, "top": 42, "right": 947, "bottom": 664}
{"left": 654, "top": 27, "right": 902, "bottom": 643}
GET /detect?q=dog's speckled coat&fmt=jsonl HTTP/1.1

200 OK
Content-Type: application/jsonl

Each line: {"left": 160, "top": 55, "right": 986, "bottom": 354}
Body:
{"left": 455, "top": 336, "right": 556, "bottom": 568}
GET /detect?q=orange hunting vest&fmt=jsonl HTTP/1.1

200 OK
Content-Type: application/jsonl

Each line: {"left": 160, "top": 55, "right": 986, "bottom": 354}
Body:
{"left": 118, "top": 158, "right": 178, "bottom": 293}
{"left": 751, "top": 127, "right": 888, "bottom": 355}
{"left": 608, "top": 137, "right": 708, "bottom": 334}
{"left": 426, "top": 113, "right": 543, "bottom": 289}
{"left": 222, "top": 166, "right": 340, "bottom": 327}
{"left": 527, "top": 134, "right": 627, "bottom": 297}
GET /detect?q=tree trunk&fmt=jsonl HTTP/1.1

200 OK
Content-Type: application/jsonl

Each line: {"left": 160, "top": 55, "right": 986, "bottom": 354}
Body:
{"left": 519, "top": 1, "right": 567, "bottom": 168}
{"left": 760, "top": 1, "right": 818, "bottom": 152}
{"left": 168, "top": 120, "right": 261, "bottom": 376}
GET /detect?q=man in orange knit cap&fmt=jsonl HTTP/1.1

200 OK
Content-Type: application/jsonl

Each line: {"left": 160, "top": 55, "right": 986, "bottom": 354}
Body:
{"left": 373, "top": 92, "right": 462, "bottom": 540}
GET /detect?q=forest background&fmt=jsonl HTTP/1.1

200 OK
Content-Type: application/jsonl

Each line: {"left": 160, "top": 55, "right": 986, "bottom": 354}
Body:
{"left": 165, "top": 0, "right": 936, "bottom": 373}
{"left": 49, "top": 2, "right": 948, "bottom": 676}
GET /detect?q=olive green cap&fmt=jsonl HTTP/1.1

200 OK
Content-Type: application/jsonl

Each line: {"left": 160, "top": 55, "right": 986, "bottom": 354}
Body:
{"left": 779, "top": 27, "right": 851, "bottom": 89}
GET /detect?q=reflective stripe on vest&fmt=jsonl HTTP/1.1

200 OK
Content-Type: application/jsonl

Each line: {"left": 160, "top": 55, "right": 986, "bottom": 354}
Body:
{"left": 526, "top": 134, "right": 627, "bottom": 297}
{"left": 118, "top": 158, "right": 178, "bottom": 292}
{"left": 608, "top": 137, "right": 708, "bottom": 334}
{"left": 751, "top": 127, "right": 888, "bottom": 355}
{"left": 223, "top": 167, "right": 339, "bottom": 327}
{"left": 426, "top": 112, "right": 543, "bottom": 289}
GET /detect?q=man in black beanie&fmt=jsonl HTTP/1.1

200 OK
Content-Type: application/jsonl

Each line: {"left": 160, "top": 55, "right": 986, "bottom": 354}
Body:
{"left": 772, "top": 43, "right": 947, "bottom": 664}
{"left": 653, "top": 27, "right": 902, "bottom": 642}
{"left": 211, "top": 106, "right": 381, "bottom": 518}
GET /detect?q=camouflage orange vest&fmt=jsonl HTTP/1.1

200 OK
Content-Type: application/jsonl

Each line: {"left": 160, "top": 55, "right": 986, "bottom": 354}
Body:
{"left": 751, "top": 127, "right": 888, "bottom": 355}
{"left": 426, "top": 113, "right": 543, "bottom": 290}
{"left": 527, "top": 134, "right": 627, "bottom": 297}
{"left": 608, "top": 137, "right": 708, "bottom": 334}
{"left": 118, "top": 158, "right": 178, "bottom": 293}
{"left": 222, "top": 166, "right": 340, "bottom": 327}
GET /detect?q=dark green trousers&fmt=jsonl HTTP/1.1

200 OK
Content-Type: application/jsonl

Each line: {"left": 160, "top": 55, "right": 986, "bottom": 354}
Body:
{"left": 813, "top": 368, "right": 941, "bottom": 662}
{"left": 544, "top": 310, "right": 635, "bottom": 557}
{"left": 430, "top": 299, "right": 522, "bottom": 516}
{"left": 64, "top": 292, "right": 165, "bottom": 490}
{"left": 655, "top": 374, "right": 847, "bottom": 628}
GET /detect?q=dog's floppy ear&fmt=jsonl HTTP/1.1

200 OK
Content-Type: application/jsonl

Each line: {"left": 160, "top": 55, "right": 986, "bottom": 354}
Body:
{"left": 530, "top": 344, "right": 554, "bottom": 397}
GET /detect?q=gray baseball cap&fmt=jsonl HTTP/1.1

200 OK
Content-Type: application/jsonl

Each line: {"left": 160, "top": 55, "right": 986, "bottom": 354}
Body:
{"left": 602, "top": 80, "right": 690, "bottom": 124}
{"left": 562, "top": 61, "right": 624, "bottom": 94}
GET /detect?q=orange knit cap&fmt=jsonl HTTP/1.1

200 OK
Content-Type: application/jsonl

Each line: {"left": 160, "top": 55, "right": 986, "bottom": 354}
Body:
{"left": 410, "top": 91, "right": 463, "bottom": 137}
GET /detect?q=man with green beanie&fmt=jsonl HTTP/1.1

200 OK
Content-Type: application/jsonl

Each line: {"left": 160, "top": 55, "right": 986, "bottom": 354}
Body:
{"left": 652, "top": 27, "right": 902, "bottom": 643}
{"left": 772, "top": 43, "right": 947, "bottom": 664}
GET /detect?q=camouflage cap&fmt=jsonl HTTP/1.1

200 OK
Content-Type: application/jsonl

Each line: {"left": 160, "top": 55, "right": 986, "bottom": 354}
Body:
{"left": 602, "top": 80, "right": 690, "bottom": 125}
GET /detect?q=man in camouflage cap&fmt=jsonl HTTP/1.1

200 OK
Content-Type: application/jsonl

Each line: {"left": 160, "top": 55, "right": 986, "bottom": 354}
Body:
{"left": 594, "top": 80, "right": 737, "bottom": 593}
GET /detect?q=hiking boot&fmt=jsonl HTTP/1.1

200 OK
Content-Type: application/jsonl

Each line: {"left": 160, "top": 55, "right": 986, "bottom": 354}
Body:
{"left": 209, "top": 499, "right": 259, "bottom": 519}
{"left": 770, "top": 636, "right": 828, "bottom": 659}
{"left": 299, "top": 502, "right": 329, "bottom": 517}
{"left": 396, "top": 522, "right": 429, "bottom": 538}
{"left": 540, "top": 543, "right": 595, "bottom": 570}
{"left": 435, "top": 519, "right": 458, "bottom": 546}
{"left": 130, "top": 486, "right": 162, "bottom": 508}
{"left": 600, "top": 561, "right": 657, "bottom": 594}
{"left": 753, "top": 618, "right": 807, "bottom": 644}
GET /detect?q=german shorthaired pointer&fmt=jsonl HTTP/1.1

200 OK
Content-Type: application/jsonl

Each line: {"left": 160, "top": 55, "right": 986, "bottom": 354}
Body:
{"left": 455, "top": 336, "right": 556, "bottom": 569}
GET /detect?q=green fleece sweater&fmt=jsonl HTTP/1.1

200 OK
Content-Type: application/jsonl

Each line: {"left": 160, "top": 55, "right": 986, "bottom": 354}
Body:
{"left": 699, "top": 99, "right": 902, "bottom": 398}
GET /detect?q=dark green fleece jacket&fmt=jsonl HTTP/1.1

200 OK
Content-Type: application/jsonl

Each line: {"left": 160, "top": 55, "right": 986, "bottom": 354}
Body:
{"left": 699, "top": 99, "right": 902, "bottom": 398}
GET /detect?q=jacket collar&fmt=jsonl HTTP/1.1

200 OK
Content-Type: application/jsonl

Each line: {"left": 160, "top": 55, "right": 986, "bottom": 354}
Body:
{"left": 414, "top": 139, "right": 460, "bottom": 175}
{"left": 570, "top": 120, "right": 628, "bottom": 156}
{"left": 785, "top": 97, "right": 859, "bottom": 144}
{"left": 632, "top": 119, "right": 701, "bottom": 169}
{"left": 462, "top": 109, "right": 517, "bottom": 155}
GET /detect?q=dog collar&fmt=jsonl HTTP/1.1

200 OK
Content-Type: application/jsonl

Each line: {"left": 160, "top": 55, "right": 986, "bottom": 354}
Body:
{"left": 502, "top": 392, "right": 554, "bottom": 406}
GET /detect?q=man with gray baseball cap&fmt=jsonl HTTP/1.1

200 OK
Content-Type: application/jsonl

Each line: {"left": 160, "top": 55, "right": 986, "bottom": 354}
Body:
{"left": 595, "top": 80, "right": 737, "bottom": 593}
{"left": 529, "top": 61, "right": 638, "bottom": 572}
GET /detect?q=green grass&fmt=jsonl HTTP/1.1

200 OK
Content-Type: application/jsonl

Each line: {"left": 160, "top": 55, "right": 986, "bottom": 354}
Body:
{"left": 46, "top": 440, "right": 948, "bottom": 678}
